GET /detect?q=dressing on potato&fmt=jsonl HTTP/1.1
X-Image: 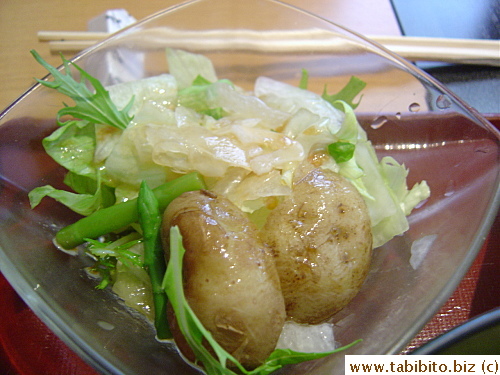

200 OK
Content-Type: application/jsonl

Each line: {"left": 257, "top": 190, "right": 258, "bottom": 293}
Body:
{"left": 162, "top": 190, "right": 286, "bottom": 369}
{"left": 261, "top": 163, "right": 372, "bottom": 324}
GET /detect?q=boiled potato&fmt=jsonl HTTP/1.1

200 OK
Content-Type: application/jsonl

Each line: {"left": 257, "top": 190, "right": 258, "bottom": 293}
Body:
{"left": 162, "top": 190, "right": 286, "bottom": 369}
{"left": 261, "top": 164, "right": 372, "bottom": 324}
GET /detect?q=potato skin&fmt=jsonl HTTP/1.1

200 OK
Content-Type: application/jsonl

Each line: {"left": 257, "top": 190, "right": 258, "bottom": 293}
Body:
{"left": 261, "top": 166, "right": 372, "bottom": 324}
{"left": 162, "top": 190, "right": 286, "bottom": 369}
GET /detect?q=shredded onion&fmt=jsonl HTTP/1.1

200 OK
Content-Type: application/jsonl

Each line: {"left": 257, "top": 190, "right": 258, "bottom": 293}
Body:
{"left": 276, "top": 321, "right": 336, "bottom": 353}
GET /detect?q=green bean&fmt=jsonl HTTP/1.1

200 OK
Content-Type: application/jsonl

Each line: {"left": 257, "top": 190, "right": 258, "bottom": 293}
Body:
{"left": 138, "top": 181, "right": 170, "bottom": 339}
{"left": 55, "top": 172, "right": 205, "bottom": 250}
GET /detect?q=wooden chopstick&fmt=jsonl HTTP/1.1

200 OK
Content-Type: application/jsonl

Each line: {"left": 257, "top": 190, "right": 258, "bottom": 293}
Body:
{"left": 372, "top": 35, "right": 500, "bottom": 66}
{"left": 37, "top": 29, "right": 500, "bottom": 66}
{"left": 38, "top": 31, "right": 109, "bottom": 42}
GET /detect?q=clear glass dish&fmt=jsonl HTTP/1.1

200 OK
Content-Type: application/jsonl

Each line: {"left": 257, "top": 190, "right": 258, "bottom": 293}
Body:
{"left": 0, "top": 0, "right": 499, "bottom": 374}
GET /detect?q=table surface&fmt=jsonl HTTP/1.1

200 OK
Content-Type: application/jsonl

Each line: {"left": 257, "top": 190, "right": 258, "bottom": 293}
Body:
{"left": 0, "top": 1, "right": 499, "bottom": 374}
{"left": 0, "top": 0, "right": 401, "bottom": 112}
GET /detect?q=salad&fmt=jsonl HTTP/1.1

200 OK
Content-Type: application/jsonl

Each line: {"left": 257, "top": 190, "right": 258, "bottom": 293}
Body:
{"left": 28, "top": 48, "right": 429, "bottom": 374}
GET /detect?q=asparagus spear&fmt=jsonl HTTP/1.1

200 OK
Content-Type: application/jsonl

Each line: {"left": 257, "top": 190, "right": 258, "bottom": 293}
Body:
{"left": 55, "top": 172, "right": 205, "bottom": 250}
{"left": 138, "top": 181, "right": 170, "bottom": 339}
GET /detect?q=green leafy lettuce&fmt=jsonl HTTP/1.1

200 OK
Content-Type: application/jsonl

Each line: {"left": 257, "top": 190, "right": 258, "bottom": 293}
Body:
{"left": 177, "top": 75, "right": 230, "bottom": 119}
{"left": 28, "top": 169, "right": 114, "bottom": 216}
{"left": 28, "top": 51, "right": 135, "bottom": 215}
{"left": 166, "top": 48, "right": 218, "bottom": 89}
{"left": 322, "top": 76, "right": 366, "bottom": 110}
{"left": 331, "top": 99, "right": 430, "bottom": 248}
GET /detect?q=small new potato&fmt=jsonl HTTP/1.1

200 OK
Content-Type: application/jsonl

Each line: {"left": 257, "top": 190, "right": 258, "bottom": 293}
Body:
{"left": 162, "top": 190, "right": 286, "bottom": 369}
{"left": 261, "top": 165, "right": 372, "bottom": 324}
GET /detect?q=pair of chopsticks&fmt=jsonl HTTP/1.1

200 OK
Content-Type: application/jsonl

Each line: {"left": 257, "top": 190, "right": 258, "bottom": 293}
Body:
{"left": 38, "top": 29, "right": 500, "bottom": 66}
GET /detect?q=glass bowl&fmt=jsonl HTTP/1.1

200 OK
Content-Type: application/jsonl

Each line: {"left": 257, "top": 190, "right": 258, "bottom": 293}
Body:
{"left": 0, "top": 0, "right": 499, "bottom": 374}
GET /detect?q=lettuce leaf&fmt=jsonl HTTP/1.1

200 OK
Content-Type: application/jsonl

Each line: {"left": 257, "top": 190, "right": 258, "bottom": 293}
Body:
{"left": 255, "top": 76, "right": 342, "bottom": 133}
{"left": 177, "top": 75, "right": 231, "bottom": 119}
{"left": 166, "top": 48, "right": 218, "bottom": 89}
{"left": 28, "top": 170, "right": 111, "bottom": 216}
{"left": 29, "top": 119, "right": 116, "bottom": 215}
{"left": 299, "top": 69, "right": 309, "bottom": 90}
{"left": 379, "top": 156, "right": 430, "bottom": 216}
{"left": 350, "top": 138, "right": 430, "bottom": 248}
{"left": 322, "top": 76, "right": 366, "bottom": 110}
{"left": 63, "top": 172, "right": 116, "bottom": 207}
{"left": 42, "top": 120, "right": 97, "bottom": 178}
